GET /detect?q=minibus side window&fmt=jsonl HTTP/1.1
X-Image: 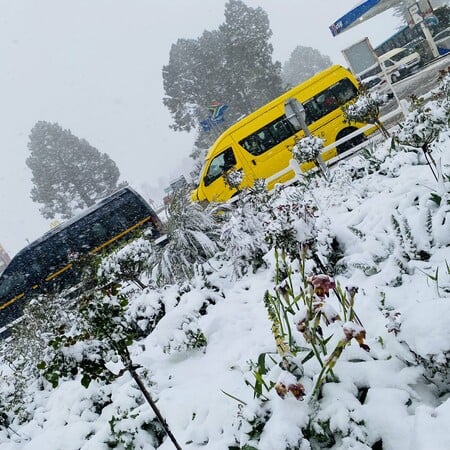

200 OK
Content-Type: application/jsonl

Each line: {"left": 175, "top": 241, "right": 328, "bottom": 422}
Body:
{"left": 330, "top": 78, "right": 357, "bottom": 104}
{"left": 304, "top": 78, "right": 357, "bottom": 123}
{"left": 204, "top": 148, "right": 236, "bottom": 186}
{"left": 240, "top": 116, "right": 296, "bottom": 156}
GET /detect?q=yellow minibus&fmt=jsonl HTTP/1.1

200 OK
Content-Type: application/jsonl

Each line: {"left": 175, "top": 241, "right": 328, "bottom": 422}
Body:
{"left": 191, "top": 65, "right": 372, "bottom": 203}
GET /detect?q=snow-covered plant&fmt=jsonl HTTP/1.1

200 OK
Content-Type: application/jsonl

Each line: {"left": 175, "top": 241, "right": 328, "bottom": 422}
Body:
{"left": 343, "top": 92, "right": 390, "bottom": 138}
{"left": 220, "top": 194, "right": 269, "bottom": 278}
{"left": 292, "top": 135, "right": 324, "bottom": 164}
{"left": 222, "top": 167, "right": 244, "bottom": 191}
{"left": 256, "top": 249, "right": 368, "bottom": 400}
{"left": 149, "top": 189, "right": 221, "bottom": 286}
{"left": 97, "top": 236, "right": 153, "bottom": 290}
{"left": 240, "top": 178, "right": 273, "bottom": 211}
{"left": 292, "top": 135, "right": 329, "bottom": 179}
{"left": 431, "top": 66, "right": 450, "bottom": 106}
{"left": 358, "top": 141, "right": 391, "bottom": 174}
{"left": 396, "top": 299, "right": 450, "bottom": 396}
{"left": 263, "top": 198, "right": 318, "bottom": 261}
{"left": 239, "top": 250, "right": 370, "bottom": 449}
{"left": 164, "top": 324, "right": 207, "bottom": 354}
{"left": 230, "top": 401, "right": 272, "bottom": 450}
{"left": 107, "top": 391, "right": 165, "bottom": 450}
{"left": 394, "top": 97, "right": 447, "bottom": 181}
{"left": 391, "top": 214, "right": 431, "bottom": 264}
{"left": 0, "top": 292, "right": 78, "bottom": 424}
{"left": 37, "top": 283, "right": 182, "bottom": 449}
{"left": 0, "top": 398, "right": 11, "bottom": 434}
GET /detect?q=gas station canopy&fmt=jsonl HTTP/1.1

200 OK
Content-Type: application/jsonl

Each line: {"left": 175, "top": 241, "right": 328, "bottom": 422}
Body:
{"left": 329, "top": 0, "right": 402, "bottom": 36}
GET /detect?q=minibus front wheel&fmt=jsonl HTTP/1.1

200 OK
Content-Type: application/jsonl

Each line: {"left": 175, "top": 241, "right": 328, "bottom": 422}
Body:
{"left": 336, "top": 127, "right": 366, "bottom": 154}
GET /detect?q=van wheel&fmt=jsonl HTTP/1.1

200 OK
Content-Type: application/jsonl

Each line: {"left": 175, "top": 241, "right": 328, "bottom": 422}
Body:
{"left": 336, "top": 127, "right": 366, "bottom": 154}
{"left": 391, "top": 73, "right": 399, "bottom": 83}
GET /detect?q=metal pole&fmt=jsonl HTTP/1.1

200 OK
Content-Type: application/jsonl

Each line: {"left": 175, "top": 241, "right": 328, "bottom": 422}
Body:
{"left": 285, "top": 98, "right": 329, "bottom": 180}
{"left": 420, "top": 21, "right": 439, "bottom": 58}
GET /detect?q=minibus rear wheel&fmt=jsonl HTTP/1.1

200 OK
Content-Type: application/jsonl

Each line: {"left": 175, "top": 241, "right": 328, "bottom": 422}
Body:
{"left": 336, "top": 127, "right": 366, "bottom": 154}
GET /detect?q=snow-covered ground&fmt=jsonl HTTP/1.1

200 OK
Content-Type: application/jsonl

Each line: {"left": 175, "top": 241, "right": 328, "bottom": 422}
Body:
{"left": 0, "top": 85, "right": 449, "bottom": 449}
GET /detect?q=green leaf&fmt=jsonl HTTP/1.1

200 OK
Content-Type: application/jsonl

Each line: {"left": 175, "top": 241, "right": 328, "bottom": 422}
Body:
{"left": 81, "top": 374, "right": 91, "bottom": 389}
{"left": 301, "top": 350, "right": 315, "bottom": 364}
{"left": 430, "top": 193, "right": 442, "bottom": 206}
{"left": 257, "top": 353, "right": 267, "bottom": 373}
{"left": 36, "top": 361, "right": 46, "bottom": 370}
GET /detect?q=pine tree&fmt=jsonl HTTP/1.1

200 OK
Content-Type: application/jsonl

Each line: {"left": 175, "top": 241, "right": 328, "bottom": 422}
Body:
{"left": 218, "top": 0, "right": 284, "bottom": 114}
{"left": 282, "top": 46, "right": 332, "bottom": 87}
{"left": 26, "top": 121, "right": 125, "bottom": 220}
{"left": 162, "top": 0, "right": 283, "bottom": 138}
{"left": 163, "top": 30, "right": 227, "bottom": 134}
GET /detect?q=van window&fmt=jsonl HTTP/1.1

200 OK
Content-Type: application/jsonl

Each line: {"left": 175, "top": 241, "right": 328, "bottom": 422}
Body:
{"left": 204, "top": 148, "right": 236, "bottom": 186}
{"left": 303, "top": 78, "right": 357, "bottom": 124}
{"left": 239, "top": 116, "right": 297, "bottom": 156}
{"left": 239, "top": 77, "right": 357, "bottom": 156}
{"left": 390, "top": 48, "right": 413, "bottom": 61}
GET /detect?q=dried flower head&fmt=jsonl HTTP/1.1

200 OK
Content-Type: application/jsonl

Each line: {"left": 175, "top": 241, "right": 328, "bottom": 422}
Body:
{"left": 343, "top": 322, "right": 370, "bottom": 352}
{"left": 296, "top": 318, "right": 307, "bottom": 333}
{"left": 275, "top": 372, "right": 303, "bottom": 400}
{"left": 288, "top": 382, "right": 306, "bottom": 401}
{"left": 307, "top": 274, "right": 336, "bottom": 297}
{"left": 345, "top": 286, "right": 359, "bottom": 297}
{"left": 275, "top": 381, "right": 288, "bottom": 399}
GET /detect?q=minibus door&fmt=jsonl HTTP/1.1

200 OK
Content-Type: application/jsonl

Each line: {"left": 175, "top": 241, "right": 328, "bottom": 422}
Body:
{"left": 238, "top": 108, "right": 296, "bottom": 187}
{"left": 199, "top": 146, "right": 252, "bottom": 202}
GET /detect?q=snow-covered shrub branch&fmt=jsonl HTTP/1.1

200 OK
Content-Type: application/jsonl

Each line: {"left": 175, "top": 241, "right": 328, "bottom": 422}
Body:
{"left": 292, "top": 135, "right": 329, "bottom": 180}
{"left": 220, "top": 185, "right": 269, "bottom": 278}
{"left": 97, "top": 236, "right": 154, "bottom": 289}
{"left": 36, "top": 281, "right": 182, "bottom": 449}
{"left": 149, "top": 190, "right": 221, "bottom": 286}
{"left": 342, "top": 91, "right": 390, "bottom": 138}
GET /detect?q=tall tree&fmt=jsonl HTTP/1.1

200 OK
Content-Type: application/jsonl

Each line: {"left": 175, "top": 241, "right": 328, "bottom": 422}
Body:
{"left": 281, "top": 46, "right": 332, "bottom": 88}
{"left": 218, "top": 0, "right": 284, "bottom": 114}
{"left": 163, "top": 30, "right": 227, "bottom": 133}
{"left": 162, "top": 0, "right": 283, "bottom": 140}
{"left": 27, "top": 121, "right": 125, "bottom": 220}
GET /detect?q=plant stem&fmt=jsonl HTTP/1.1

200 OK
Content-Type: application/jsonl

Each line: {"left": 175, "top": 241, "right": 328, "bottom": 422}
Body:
{"left": 128, "top": 365, "right": 182, "bottom": 450}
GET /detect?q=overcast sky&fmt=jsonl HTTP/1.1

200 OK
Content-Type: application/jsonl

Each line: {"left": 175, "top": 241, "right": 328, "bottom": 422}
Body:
{"left": 0, "top": 0, "right": 403, "bottom": 255}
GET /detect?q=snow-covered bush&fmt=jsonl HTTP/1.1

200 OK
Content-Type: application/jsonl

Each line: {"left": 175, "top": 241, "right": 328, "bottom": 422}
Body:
{"left": 0, "top": 292, "right": 77, "bottom": 425}
{"left": 395, "top": 98, "right": 446, "bottom": 148}
{"left": 394, "top": 77, "right": 449, "bottom": 181}
{"left": 397, "top": 299, "right": 450, "bottom": 396}
{"left": 107, "top": 388, "right": 166, "bottom": 450}
{"left": 36, "top": 286, "right": 182, "bottom": 449}
{"left": 235, "top": 249, "right": 371, "bottom": 449}
{"left": 292, "top": 135, "right": 330, "bottom": 180}
{"left": 222, "top": 167, "right": 244, "bottom": 191}
{"left": 292, "top": 135, "right": 324, "bottom": 164}
{"left": 220, "top": 188, "right": 269, "bottom": 278}
{"left": 342, "top": 92, "right": 389, "bottom": 138}
{"left": 263, "top": 196, "right": 318, "bottom": 261}
{"left": 98, "top": 236, "right": 154, "bottom": 289}
{"left": 149, "top": 190, "right": 221, "bottom": 286}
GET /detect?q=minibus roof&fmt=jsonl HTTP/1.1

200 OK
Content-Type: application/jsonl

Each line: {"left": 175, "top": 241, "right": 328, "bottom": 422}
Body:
{"left": 204, "top": 64, "right": 346, "bottom": 160}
